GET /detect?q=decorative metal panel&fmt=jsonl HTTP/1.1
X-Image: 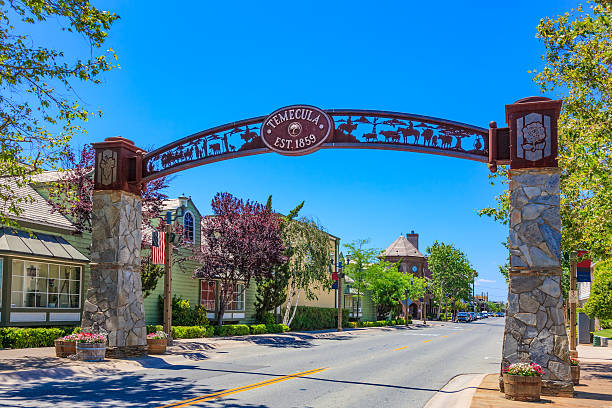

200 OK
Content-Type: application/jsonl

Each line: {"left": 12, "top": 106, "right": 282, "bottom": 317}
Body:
{"left": 142, "top": 109, "right": 489, "bottom": 182}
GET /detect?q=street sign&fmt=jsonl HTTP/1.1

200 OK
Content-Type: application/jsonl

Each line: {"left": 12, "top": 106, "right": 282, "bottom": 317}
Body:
{"left": 331, "top": 282, "right": 338, "bottom": 290}
{"left": 569, "top": 290, "right": 578, "bottom": 304}
{"left": 331, "top": 272, "right": 338, "bottom": 281}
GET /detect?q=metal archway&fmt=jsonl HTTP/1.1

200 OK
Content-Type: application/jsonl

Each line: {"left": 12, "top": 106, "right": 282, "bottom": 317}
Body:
{"left": 141, "top": 109, "right": 490, "bottom": 182}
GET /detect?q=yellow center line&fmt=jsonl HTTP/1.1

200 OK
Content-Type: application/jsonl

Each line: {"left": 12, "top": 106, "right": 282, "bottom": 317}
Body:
{"left": 441, "top": 335, "right": 447, "bottom": 338}
{"left": 451, "top": 332, "right": 457, "bottom": 335}
{"left": 423, "top": 339, "right": 432, "bottom": 343}
{"left": 156, "top": 367, "right": 327, "bottom": 408}
{"left": 393, "top": 345, "right": 409, "bottom": 351}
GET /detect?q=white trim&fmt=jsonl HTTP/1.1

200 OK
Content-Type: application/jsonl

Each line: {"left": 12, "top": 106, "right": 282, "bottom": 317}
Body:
{"left": 49, "top": 312, "right": 81, "bottom": 322}
{"left": 183, "top": 211, "right": 195, "bottom": 243}
{"left": 232, "top": 312, "right": 245, "bottom": 319}
{"left": 223, "top": 313, "right": 232, "bottom": 319}
{"left": 206, "top": 313, "right": 215, "bottom": 318}
{"left": 10, "top": 312, "right": 46, "bottom": 322}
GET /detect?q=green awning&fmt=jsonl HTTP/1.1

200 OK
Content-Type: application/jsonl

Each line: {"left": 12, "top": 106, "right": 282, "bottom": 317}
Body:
{"left": 0, "top": 227, "right": 88, "bottom": 262}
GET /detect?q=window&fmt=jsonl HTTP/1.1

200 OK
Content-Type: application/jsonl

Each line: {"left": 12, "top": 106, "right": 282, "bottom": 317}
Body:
{"left": 183, "top": 211, "right": 194, "bottom": 242}
{"left": 227, "top": 283, "right": 244, "bottom": 311}
{"left": 200, "top": 280, "right": 216, "bottom": 311}
{"left": 10, "top": 260, "right": 81, "bottom": 309}
{"left": 0, "top": 259, "right": 3, "bottom": 307}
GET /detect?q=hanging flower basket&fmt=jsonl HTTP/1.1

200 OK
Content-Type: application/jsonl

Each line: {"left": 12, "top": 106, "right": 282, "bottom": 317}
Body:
{"left": 74, "top": 332, "right": 107, "bottom": 362}
{"left": 146, "top": 331, "right": 168, "bottom": 354}
{"left": 570, "top": 358, "right": 580, "bottom": 385}
{"left": 502, "top": 362, "right": 543, "bottom": 402}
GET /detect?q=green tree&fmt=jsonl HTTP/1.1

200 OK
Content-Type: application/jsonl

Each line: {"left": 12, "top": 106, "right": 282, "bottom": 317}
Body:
{"left": 0, "top": 1, "right": 119, "bottom": 227}
{"left": 583, "top": 260, "right": 612, "bottom": 321}
{"left": 253, "top": 197, "right": 303, "bottom": 323}
{"left": 479, "top": 1, "right": 612, "bottom": 264}
{"left": 281, "top": 216, "right": 332, "bottom": 327}
{"left": 343, "top": 239, "right": 380, "bottom": 322}
{"left": 426, "top": 241, "right": 475, "bottom": 320}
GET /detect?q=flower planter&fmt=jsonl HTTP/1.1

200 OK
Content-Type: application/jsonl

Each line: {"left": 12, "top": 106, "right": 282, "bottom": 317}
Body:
{"left": 54, "top": 340, "right": 76, "bottom": 358}
{"left": 571, "top": 365, "right": 580, "bottom": 385}
{"left": 76, "top": 342, "right": 106, "bottom": 362}
{"left": 503, "top": 374, "right": 542, "bottom": 402}
{"left": 147, "top": 338, "right": 167, "bottom": 354}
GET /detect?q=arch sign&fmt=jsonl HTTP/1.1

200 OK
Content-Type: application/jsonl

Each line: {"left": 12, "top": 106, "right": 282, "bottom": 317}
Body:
{"left": 86, "top": 97, "right": 574, "bottom": 397}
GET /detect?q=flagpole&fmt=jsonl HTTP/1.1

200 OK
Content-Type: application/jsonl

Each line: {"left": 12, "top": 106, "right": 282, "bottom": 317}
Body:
{"left": 163, "top": 223, "right": 173, "bottom": 345}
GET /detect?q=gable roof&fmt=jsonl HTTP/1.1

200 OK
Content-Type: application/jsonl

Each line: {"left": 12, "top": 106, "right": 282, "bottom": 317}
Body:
{"left": 1, "top": 179, "right": 76, "bottom": 231}
{"left": 383, "top": 235, "right": 425, "bottom": 258}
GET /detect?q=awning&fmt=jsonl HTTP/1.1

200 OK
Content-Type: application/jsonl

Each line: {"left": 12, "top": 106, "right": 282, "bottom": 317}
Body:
{"left": 0, "top": 227, "right": 89, "bottom": 262}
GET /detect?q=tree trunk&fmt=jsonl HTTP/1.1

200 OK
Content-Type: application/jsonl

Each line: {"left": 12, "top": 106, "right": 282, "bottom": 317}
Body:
{"left": 217, "top": 297, "right": 226, "bottom": 327}
{"left": 287, "top": 290, "right": 301, "bottom": 327}
{"left": 282, "top": 286, "right": 294, "bottom": 326}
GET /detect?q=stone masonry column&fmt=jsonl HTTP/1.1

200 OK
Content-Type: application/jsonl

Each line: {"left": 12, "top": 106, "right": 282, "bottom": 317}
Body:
{"left": 500, "top": 97, "right": 573, "bottom": 396}
{"left": 82, "top": 137, "right": 147, "bottom": 358}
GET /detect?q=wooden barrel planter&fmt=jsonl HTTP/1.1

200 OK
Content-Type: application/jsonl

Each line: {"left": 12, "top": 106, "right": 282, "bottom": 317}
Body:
{"left": 571, "top": 365, "right": 580, "bottom": 385}
{"left": 54, "top": 340, "right": 76, "bottom": 358}
{"left": 76, "top": 342, "right": 107, "bottom": 362}
{"left": 503, "top": 374, "right": 542, "bottom": 402}
{"left": 147, "top": 338, "right": 167, "bottom": 354}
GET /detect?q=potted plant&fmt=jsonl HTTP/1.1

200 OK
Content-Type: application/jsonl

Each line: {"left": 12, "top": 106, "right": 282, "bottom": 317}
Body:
{"left": 54, "top": 334, "right": 77, "bottom": 358}
{"left": 147, "top": 331, "right": 168, "bottom": 354}
{"left": 502, "top": 362, "right": 543, "bottom": 401}
{"left": 570, "top": 357, "right": 580, "bottom": 385}
{"left": 75, "top": 332, "right": 107, "bottom": 362}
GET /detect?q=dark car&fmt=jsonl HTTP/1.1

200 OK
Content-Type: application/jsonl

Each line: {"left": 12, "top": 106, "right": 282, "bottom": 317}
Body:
{"left": 468, "top": 312, "right": 477, "bottom": 321}
{"left": 457, "top": 312, "right": 470, "bottom": 323}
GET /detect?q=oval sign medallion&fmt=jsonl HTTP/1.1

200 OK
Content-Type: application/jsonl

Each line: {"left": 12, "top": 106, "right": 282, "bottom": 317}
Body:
{"left": 261, "top": 105, "right": 333, "bottom": 155}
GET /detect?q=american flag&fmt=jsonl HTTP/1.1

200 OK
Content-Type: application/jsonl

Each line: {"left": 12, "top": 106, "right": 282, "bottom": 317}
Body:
{"left": 152, "top": 230, "right": 165, "bottom": 265}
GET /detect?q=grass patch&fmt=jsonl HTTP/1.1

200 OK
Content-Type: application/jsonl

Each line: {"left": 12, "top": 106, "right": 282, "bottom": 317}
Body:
{"left": 594, "top": 328, "right": 612, "bottom": 338}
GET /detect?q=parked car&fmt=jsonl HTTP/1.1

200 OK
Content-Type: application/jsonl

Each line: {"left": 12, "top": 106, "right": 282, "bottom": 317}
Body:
{"left": 479, "top": 312, "right": 488, "bottom": 319}
{"left": 468, "top": 312, "right": 477, "bottom": 321}
{"left": 457, "top": 312, "right": 470, "bottom": 323}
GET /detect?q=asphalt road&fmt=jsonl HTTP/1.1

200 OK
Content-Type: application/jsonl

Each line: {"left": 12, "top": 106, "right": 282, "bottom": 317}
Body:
{"left": 0, "top": 318, "right": 504, "bottom": 408}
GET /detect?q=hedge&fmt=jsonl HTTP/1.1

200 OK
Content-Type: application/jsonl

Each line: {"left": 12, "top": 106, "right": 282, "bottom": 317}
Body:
{"left": 0, "top": 327, "right": 74, "bottom": 349}
{"left": 266, "top": 323, "right": 290, "bottom": 333}
{"left": 346, "top": 318, "right": 411, "bottom": 329}
{"left": 289, "top": 306, "right": 349, "bottom": 331}
{"left": 250, "top": 324, "right": 267, "bottom": 335}
{"left": 146, "top": 325, "right": 214, "bottom": 339}
{"left": 218, "top": 324, "right": 250, "bottom": 337}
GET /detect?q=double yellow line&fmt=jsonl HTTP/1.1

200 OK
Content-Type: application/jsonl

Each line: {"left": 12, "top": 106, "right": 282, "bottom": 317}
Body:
{"left": 157, "top": 367, "right": 327, "bottom": 408}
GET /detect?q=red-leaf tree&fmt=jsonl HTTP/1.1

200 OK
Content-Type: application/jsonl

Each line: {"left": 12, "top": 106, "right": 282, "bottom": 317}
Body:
{"left": 194, "top": 192, "right": 286, "bottom": 326}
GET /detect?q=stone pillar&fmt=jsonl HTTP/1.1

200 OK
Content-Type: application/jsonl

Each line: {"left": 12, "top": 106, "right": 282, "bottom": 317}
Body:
{"left": 500, "top": 97, "right": 573, "bottom": 397}
{"left": 82, "top": 137, "right": 147, "bottom": 358}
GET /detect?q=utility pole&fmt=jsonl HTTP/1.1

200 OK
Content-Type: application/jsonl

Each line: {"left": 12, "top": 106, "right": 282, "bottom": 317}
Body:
{"left": 163, "top": 223, "right": 173, "bottom": 345}
{"left": 569, "top": 254, "right": 577, "bottom": 358}
{"left": 337, "top": 261, "right": 343, "bottom": 332}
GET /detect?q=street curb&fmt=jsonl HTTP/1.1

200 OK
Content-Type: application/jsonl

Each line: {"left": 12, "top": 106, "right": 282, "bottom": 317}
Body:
{"left": 424, "top": 373, "right": 488, "bottom": 408}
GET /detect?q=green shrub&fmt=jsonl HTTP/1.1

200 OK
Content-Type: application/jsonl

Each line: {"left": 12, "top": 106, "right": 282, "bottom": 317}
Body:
{"left": 266, "top": 323, "right": 290, "bottom": 333}
{"left": 171, "top": 326, "right": 211, "bottom": 339}
{"left": 396, "top": 318, "right": 405, "bottom": 325}
{"left": 219, "top": 324, "right": 250, "bottom": 337}
{"left": 347, "top": 322, "right": 358, "bottom": 328}
{"left": 0, "top": 327, "right": 68, "bottom": 349}
{"left": 147, "top": 324, "right": 164, "bottom": 334}
{"left": 159, "top": 295, "right": 210, "bottom": 326}
{"left": 289, "top": 306, "right": 349, "bottom": 331}
{"left": 250, "top": 324, "right": 268, "bottom": 335}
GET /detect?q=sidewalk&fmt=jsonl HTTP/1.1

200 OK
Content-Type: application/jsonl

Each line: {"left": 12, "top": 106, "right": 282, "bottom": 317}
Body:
{"left": 470, "top": 344, "right": 612, "bottom": 407}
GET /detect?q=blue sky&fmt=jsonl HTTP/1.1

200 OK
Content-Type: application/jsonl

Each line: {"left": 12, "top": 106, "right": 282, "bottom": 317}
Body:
{"left": 61, "top": 1, "right": 578, "bottom": 301}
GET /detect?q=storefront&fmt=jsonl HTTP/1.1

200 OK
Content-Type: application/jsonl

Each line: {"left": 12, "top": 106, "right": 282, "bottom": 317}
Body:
{"left": 0, "top": 228, "right": 89, "bottom": 326}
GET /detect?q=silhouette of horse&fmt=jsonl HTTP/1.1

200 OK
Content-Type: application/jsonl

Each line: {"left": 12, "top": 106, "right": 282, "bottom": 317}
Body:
{"left": 422, "top": 129, "right": 434, "bottom": 145}
{"left": 241, "top": 126, "right": 258, "bottom": 143}
{"left": 398, "top": 127, "right": 420, "bottom": 144}
{"left": 380, "top": 130, "right": 400, "bottom": 143}
{"left": 338, "top": 121, "right": 358, "bottom": 135}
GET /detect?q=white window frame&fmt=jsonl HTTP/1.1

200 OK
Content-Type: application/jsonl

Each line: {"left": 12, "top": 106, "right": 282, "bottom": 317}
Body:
{"left": 183, "top": 210, "right": 195, "bottom": 243}
{"left": 10, "top": 259, "right": 82, "bottom": 309}
{"left": 227, "top": 283, "right": 245, "bottom": 312}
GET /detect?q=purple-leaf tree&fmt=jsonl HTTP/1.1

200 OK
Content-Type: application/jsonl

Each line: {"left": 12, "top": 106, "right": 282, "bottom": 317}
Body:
{"left": 194, "top": 192, "right": 286, "bottom": 326}
{"left": 47, "top": 144, "right": 174, "bottom": 296}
